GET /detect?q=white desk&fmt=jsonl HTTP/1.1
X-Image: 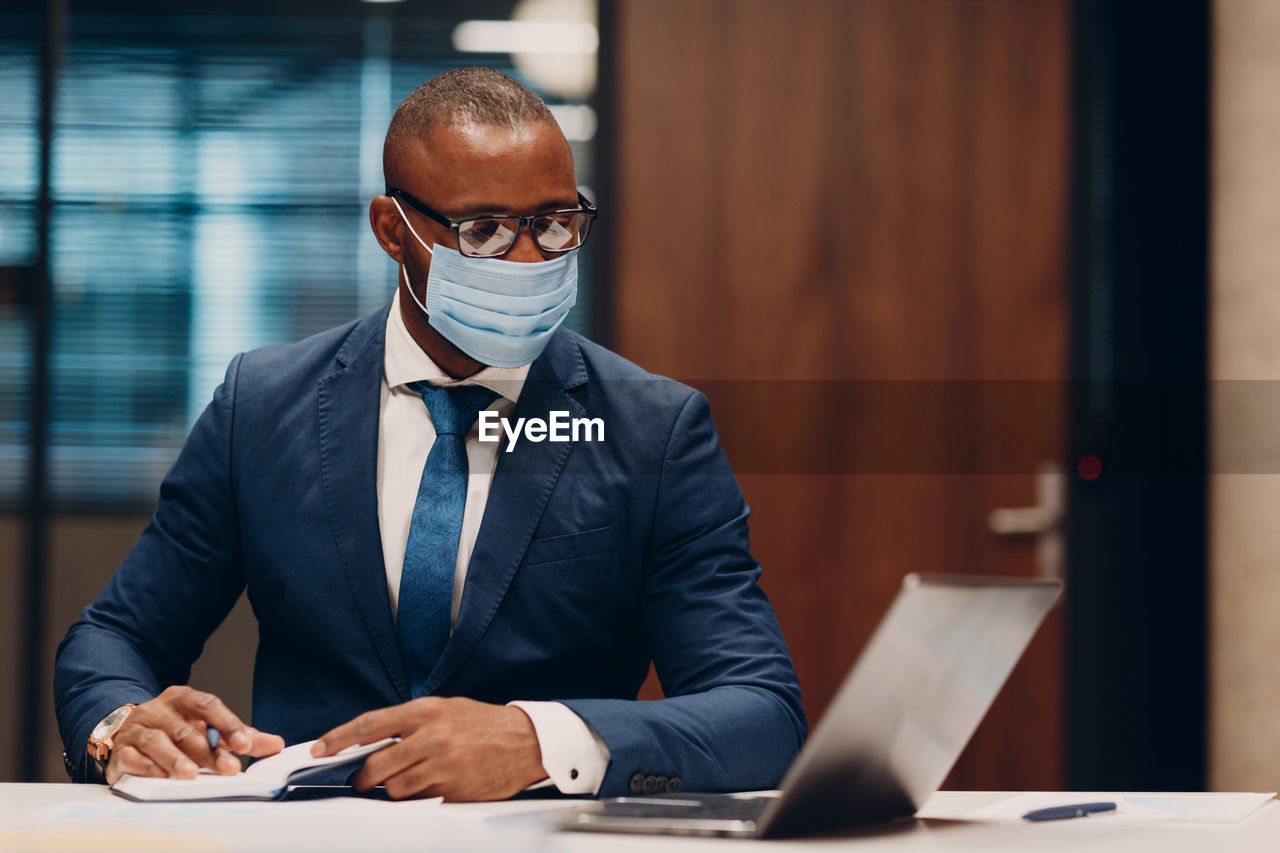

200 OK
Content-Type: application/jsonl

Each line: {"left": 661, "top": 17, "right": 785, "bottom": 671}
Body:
{"left": 1, "top": 785, "right": 1276, "bottom": 852}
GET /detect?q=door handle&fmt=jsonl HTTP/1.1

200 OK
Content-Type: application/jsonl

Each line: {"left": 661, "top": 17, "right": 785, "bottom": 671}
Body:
{"left": 987, "top": 461, "right": 1066, "bottom": 581}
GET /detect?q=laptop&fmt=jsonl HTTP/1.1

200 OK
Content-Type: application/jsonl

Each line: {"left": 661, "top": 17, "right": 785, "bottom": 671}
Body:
{"left": 553, "top": 573, "right": 1062, "bottom": 838}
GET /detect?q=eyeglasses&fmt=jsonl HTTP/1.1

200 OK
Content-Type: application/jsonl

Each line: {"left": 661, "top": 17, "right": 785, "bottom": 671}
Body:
{"left": 387, "top": 187, "right": 598, "bottom": 259}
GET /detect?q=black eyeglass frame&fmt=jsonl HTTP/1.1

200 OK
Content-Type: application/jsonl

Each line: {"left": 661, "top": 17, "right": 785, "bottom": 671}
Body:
{"left": 387, "top": 187, "right": 598, "bottom": 258}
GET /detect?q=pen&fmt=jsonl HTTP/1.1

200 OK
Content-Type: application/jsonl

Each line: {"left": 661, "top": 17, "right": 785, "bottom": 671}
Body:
{"left": 206, "top": 727, "right": 221, "bottom": 750}
{"left": 1023, "top": 801, "right": 1116, "bottom": 821}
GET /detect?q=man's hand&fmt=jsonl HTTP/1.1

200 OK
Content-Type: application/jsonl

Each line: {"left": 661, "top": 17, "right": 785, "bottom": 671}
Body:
{"left": 312, "top": 697, "right": 547, "bottom": 801}
{"left": 104, "top": 686, "right": 284, "bottom": 785}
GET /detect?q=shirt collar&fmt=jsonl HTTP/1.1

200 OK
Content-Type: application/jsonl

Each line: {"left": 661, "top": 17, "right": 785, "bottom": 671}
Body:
{"left": 383, "top": 289, "right": 529, "bottom": 403}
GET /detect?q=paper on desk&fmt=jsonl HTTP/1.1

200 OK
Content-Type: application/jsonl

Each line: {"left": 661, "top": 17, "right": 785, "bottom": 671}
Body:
{"left": 964, "top": 791, "right": 1276, "bottom": 823}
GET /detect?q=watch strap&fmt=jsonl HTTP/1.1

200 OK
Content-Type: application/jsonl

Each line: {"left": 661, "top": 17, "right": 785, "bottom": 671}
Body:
{"left": 83, "top": 752, "right": 108, "bottom": 784}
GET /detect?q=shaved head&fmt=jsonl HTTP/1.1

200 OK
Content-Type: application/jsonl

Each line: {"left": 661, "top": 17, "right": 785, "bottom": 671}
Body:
{"left": 383, "top": 67, "right": 562, "bottom": 191}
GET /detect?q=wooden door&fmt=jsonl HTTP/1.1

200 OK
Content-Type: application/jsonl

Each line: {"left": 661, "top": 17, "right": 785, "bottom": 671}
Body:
{"left": 609, "top": 0, "right": 1070, "bottom": 789}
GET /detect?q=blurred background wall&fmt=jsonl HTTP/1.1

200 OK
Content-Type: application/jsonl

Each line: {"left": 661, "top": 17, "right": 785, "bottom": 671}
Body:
{"left": 2, "top": 0, "right": 1265, "bottom": 796}
{"left": 609, "top": 0, "right": 1073, "bottom": 791}
{"left": 1210, "top": 0, "right": 1280, "bottom": 792}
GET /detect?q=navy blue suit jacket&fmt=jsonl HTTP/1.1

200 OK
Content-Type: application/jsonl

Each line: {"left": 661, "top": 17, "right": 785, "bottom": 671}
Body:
{"left": 54, "top": 306, "right": 806, "bottom": 795}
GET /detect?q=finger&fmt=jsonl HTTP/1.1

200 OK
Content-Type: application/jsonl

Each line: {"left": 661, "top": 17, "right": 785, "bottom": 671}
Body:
{"left": 381, "top": 758, "right": 442, "bottom": 800}
{"left": 313, "top": 706, "right": 407, "bottom": 757}
{"left": 350, "top": 735, "right": 426, "bottom": 790}
{"left": 213, "top": 746, "right": 241, "bottom": 775}
{"left": 151, "top": 707, "right": 222, "bottom": 770}
{"left": 171, "top": 689, "right": 254, "bottom": 754}
{"left": 127, "top": 702, "right": 217, "bottom": 770}
{"left": 106, "top": 745, "right": 163, "bottom": 785}
{"left": 241, "top": 727, "right": 285, "bottom": 758}
{"left": 129, "top": 727, "right": 199, "bottom": 779}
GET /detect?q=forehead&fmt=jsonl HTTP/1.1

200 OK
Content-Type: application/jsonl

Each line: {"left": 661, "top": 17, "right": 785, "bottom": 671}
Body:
{"left": 401, "top": 121, "right": 577, "bottom": 213}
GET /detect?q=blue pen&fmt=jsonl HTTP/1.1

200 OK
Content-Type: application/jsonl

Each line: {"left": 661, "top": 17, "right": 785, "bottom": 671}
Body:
{"left": 1023, "top": 801, "right": 1116, "bottom": 821}
{"left": 206, "top": 727, "right": 221, "bottom": 750}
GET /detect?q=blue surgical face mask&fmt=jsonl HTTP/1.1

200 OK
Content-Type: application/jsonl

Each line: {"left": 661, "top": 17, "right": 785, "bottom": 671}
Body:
{"left": 392, "top": 197, "right": 578, "bottom": 368}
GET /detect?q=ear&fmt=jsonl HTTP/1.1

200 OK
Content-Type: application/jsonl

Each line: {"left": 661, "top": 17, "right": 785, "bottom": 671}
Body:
{"left": 369, "top": 196, "right": 405, "bottom": 263}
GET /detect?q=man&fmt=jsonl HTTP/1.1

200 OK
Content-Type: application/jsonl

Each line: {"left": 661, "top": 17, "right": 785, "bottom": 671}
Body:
{"left": 54, "top": 67, "right": 805, "bottom": 801}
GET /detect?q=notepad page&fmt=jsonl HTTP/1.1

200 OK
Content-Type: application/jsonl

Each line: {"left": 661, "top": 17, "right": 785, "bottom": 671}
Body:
{"left": 243, "top": 739, "right": 397, "bottom": 783}
{"left": 111, "top": 770, "right": 281, "bottom": 802}
{"left": 111, "top": 738, "right": 398, "bottom": 802}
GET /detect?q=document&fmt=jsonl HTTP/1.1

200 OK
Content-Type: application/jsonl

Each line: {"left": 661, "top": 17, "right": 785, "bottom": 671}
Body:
{"left": 110, "top": 738, "right": 397, "bottom": 802}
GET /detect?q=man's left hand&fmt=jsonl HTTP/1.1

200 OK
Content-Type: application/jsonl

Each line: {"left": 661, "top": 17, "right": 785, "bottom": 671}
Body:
{"left": 312, "top": 697, "right": 547, "bottom": 801}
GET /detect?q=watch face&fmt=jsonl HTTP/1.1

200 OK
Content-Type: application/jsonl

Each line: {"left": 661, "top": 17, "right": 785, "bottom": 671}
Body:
{"left": 91, "top": 705, "right": 133, "bottom": 741}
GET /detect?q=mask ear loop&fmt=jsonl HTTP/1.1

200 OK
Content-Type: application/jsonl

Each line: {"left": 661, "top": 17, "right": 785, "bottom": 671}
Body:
{"left": 390, "top": 196, "right": 435, "bottom": 318}
{"left": 390, "top": 196, "right": 434, "bottom": 257}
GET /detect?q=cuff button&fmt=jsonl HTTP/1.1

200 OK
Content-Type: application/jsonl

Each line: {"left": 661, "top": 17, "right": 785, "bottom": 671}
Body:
{"left": 629, "top": 773, "right": 644, "bottom": 793}
{"left": 569, "top": 768, "right": 579, "bottom": 780}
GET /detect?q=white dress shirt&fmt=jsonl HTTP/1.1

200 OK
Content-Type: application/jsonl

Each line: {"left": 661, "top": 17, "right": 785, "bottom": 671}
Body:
{"left": 376, "top": 290, "right": 610, "bottom": 795}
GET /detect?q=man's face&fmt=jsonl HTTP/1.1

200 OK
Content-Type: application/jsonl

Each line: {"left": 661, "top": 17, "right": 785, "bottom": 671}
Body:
{"left": 396, "top": 120, "right": 579, "bottom": 274}
{"left": 374, "top": 119, "right": 578, "bottom": 375}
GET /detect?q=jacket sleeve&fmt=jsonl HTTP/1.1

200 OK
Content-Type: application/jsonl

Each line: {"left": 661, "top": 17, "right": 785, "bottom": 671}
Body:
{"left": 53, "top": 355, "right": 248, "bottom": 781}
{"left": 562, "top": 390, "right": 807, "bottom": 796}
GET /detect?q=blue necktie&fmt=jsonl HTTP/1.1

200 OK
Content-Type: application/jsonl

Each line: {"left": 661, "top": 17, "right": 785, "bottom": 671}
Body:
{"left": 398, "top": 381, "right": 499, "bottom": 697}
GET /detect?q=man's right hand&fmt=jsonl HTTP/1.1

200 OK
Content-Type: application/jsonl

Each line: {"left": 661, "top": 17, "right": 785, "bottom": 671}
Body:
{"left": 104, "top": 686, "right": 284, "bottom": 785}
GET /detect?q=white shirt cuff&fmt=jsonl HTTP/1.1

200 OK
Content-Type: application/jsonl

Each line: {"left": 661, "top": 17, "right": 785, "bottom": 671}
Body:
{"left": 509, "top": 700, "right": 610, "bottom": 796}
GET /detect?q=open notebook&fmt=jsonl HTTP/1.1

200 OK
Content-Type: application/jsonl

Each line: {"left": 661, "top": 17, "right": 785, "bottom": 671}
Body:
{"left": 110, "top": 738, "right": 397, "bottom": 802}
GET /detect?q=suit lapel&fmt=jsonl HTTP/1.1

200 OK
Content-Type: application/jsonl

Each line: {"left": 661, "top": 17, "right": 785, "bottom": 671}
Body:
{"left": 317, "top": 307, "right": 410, "bottom": 702}
{"left": 422, "top": 330, "right": 588, "bottom": 694}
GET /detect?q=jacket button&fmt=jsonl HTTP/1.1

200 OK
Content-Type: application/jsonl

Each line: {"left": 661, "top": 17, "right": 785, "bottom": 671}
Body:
{"left": 642, "top": 775, "right": 658, "bottom": 793}
{"left": 667, "top": 777, "right": 681, "bottom": 793}
{"left": 629, "top": 773, "right": 644, "bottom": 793}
